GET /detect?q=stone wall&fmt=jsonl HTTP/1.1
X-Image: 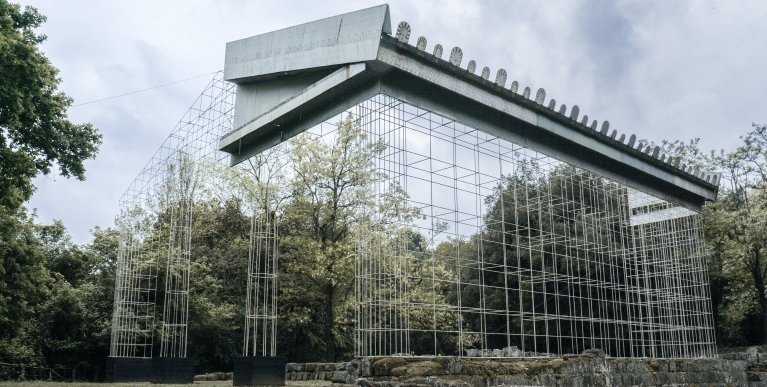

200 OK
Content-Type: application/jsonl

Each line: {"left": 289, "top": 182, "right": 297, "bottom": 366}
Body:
{"left": 286, "top": 349, "right": 767, "bottom": 387}
{"left": 286, "top": 362, "right": 349, "bottom": 382}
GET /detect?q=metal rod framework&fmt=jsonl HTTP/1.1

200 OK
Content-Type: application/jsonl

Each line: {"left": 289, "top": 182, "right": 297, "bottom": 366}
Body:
{"left": 111, "top": 79, "right": 716, "bottom": 360}
{"left": 110, "top": 73, "right": 236, "bottom": 358}
{"left": 243, "top": 206, "right": 278, "bottom": 357}
{"left": 352, "top": 94, "right": 716, "bottom": 358}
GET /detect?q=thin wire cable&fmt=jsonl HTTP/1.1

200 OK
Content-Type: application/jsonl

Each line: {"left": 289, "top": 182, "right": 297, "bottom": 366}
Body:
{"left": 73, "top": 71, "right": 219, "bottom": 107}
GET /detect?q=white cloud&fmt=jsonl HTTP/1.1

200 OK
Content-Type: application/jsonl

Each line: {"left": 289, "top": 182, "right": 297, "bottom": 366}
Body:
{"left": 16, "top": 0, "right": 767, "bottom": 243}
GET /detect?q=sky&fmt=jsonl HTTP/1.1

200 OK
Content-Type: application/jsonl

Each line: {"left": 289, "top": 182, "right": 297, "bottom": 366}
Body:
{"left": 17, "top": 0, "right": 767, "bottom": 244}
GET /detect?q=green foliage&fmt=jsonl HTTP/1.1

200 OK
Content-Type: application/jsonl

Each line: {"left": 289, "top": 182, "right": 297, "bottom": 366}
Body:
{"left": 0, "top": 0, "right": 101, "bottom": 212}
{"left": 0, "top": 0, "right": 102, "bottom": 376}
{"left": 37, "top": 220, "right": 91, "bottom": 286}
{"left": 0, "top": 208, "right": 48, "bottom": 369}
{"left": 31, "top": 225, "right": 116, "bottom": 373}
{"left": 0, "top": 215, "right": 117, "bottom": 379}
{"left": 661, "top": 124, "right": 767, "bottom": 346}
{"left": 186, "top": 199, "right": 249, "bottom": 373}
{"left": 278, "top": 115, "right": 386, "bottom": 362}
{"left": 33, "top": 279, "right": 110, "bottom": 370}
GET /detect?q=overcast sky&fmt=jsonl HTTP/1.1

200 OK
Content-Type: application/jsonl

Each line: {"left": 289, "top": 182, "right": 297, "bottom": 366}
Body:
{"left": 17, "top": 0, "right": 767, "bottom": 244}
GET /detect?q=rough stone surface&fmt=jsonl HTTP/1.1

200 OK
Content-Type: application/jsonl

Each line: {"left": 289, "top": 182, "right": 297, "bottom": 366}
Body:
{"left": 283, "top": 352, "right": 767, "bottom": 387}
{"left": 193, "top": 372, "right": 232, "bottom": 381}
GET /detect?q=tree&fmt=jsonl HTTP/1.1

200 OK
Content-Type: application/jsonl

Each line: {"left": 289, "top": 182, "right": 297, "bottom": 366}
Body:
{"left": 0, "top": 211, "right": 47, "bottom": 369}
{"left": 702, "top": 186, "right": 767, "bottom": 345}
{"left": 34, "top": 225, "right": 115, "bottom": 373}
{"left": 661, "top": 126, "right": 767, "bottom": 346}
{"left": 276, "top": 115, "right": 393, "bottom": 361}
{"left": 0, "top": 0, "right": 101, "bottom": 368}
{"left": 38, "top": 220, "right": 91, "bottom": 287}
{"left": 0, "top": 1, "right": 101, "bottom": 212}
{"left": 703, "top": 124, "right": 767, "bottom": 345}
{"left": 186, "top": 199, "right": 250, "bottom": 373}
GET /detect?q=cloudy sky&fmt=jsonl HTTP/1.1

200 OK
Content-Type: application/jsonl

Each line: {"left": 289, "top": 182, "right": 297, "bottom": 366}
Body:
{"left": 18, "top": 0, "right": 767, "bottom": 244}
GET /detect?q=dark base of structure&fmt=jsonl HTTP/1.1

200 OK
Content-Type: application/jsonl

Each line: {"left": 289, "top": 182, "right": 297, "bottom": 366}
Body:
{"left": 150, "top": 357, "right": 195, "bottom": 384}
{"left": 233, "top": 356, "right": 286, "bottom": 386}
{"left": 105, "top": 357, "right": 153, "bottom": 383}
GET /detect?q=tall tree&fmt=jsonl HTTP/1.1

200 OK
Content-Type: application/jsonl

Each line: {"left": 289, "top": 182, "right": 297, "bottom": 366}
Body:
{"left": 0, "top": 1, "right": 101, "bottom": 211}
{"left": 706, "top": 125, "right": 767, "bottom": 344}
{"left": 278, "top": 116, "right": 383, "bottom": 361}
{"left": 0, "top": 0, "right": 101, "bottom": 366}
{"left": 661, "top": 127, "right": 767, "bottom": 346}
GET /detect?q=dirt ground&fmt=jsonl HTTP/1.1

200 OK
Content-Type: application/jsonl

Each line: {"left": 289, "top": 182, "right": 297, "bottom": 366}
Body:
{"left": 0, "top": 380, "right": 331, "bottom": 387}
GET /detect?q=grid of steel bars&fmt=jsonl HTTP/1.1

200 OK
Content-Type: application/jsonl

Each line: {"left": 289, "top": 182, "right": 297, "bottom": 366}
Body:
{"left": 110, "top": 72, "right": 237, "bottom": 358}
{"left": 111, "top": 78, "right": 716, "bottom": 360}
{"left": 243, "top": 211, "right": 279, "bottom": 357}
{"left": 353, "top": 94, "right": 716, "bottom": 358}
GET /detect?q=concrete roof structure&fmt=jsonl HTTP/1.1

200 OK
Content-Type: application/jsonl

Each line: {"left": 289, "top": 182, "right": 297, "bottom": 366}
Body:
{"left": 218, "top": 4, "right": 719, "bottom": 211}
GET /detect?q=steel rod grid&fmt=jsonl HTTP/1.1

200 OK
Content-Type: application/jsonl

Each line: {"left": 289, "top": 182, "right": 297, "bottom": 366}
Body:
{"left": 111, "top": 81, "right": 715, "bottom": 360}
{"left": 353, "top": 94, "right": 716, "bottom": 358}
{"left": 110, "top": 72, "right": 237, "bottom": 358}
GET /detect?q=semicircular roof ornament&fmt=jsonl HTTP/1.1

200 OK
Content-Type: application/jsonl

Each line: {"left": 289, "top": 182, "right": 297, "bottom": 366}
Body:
{"left": 449, "top": 47, "right": 463, "bottom": 67}
{"left": 416, "top": 36, "right": 427, "bottom": 51}
{"left": 570, "top": 105, "right": 580, "bottom": 121}
{"left": 467, "top": 60, "right": 477, "bottom": 74}
{"left": 395, "top": 21, "right": 411, "bottom": 43}
{"left": 600, "top": 121, "right": 610, "bottom": 135}
{"left": 547, "top": 99, "right": 556, "bottom": 109}
{"left": 495, "top": 69, "right": 507, "bottom": 86}
{"left": 433, "top": 44, "right": 444, "bottom": 59}
{"left": 628, "top": 134, "right": 637, "bottom": 148}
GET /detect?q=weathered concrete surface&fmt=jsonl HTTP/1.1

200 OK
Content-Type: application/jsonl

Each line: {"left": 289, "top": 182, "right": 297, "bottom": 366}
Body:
{"left": 285, "top": 350, "right": 767, "bottom": 387}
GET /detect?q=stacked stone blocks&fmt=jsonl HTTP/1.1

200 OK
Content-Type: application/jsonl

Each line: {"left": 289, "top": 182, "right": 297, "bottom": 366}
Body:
{"left": 285, "top": 350, "right": 767, "bottom": 387}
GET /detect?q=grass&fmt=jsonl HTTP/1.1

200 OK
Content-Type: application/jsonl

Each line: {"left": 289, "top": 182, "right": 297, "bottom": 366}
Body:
{"left": 0, "top": 380, "right": 332, "bottom": 387}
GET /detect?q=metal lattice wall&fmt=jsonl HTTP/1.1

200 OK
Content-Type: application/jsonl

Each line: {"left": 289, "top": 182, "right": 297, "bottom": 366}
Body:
{"left": 110, "top": 73, "right": 236, "bottom": 358}
{"left": 353, "top": 94, "right": 716, "bottom": 358}
{"left": 111, "top": 79, "right": 716, "bottom": 360}
{"left": 110, "top": 72, "right": 281, "bottom": 359}
{"left": 241, "top": 149, "right": 285, "bottom": 357}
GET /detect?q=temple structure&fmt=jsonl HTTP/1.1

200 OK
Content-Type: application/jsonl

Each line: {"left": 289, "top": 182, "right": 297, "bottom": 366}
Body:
{"left": 107, "top": 5, "right": 721, "bottom": 385}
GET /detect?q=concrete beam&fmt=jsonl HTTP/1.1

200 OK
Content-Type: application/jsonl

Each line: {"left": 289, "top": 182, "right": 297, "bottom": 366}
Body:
{"left": 224, "top": 5, "right": 390, "bottom": 83}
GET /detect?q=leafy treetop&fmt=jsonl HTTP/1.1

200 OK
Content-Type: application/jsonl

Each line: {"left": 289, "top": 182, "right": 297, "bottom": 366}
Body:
{"left": 0, "top": 0, "right": 101, "bottom": 211}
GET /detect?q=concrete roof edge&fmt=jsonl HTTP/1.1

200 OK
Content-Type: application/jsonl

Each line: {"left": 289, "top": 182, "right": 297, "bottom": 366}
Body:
{"left": 375, "top": 34, "right": 720, "bottom": 195}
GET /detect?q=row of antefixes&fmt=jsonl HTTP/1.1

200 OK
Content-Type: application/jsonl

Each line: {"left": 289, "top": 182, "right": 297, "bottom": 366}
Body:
{"left": 392, "top": 20, "right": 720, "bottom": 186}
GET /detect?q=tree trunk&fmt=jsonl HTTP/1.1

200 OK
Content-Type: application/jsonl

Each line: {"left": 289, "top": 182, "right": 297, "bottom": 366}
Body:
{"left": 754, "top": 249, "right": 767, "bottom": 345}
{"left": 325, "top": 285, "right": 336, "bottom": 361}
{"left": 761, "top": 299, "right": 767, "bottom": 345}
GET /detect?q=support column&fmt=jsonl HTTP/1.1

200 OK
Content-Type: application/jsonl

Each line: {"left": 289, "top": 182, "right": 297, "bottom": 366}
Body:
{"left": 151, "top": 357, "right": 195, "bottom": 384}
{"left": 153, "top": 155, "right": 196, "bottom": 384}
{"left": 235, "top": 198, "right": 281, "bottom": 385}
{"left": 105, "top": 357, "right": 152, "bottom": 383}
{"left": 233, "top": 356, "right": 286, "bottom": 386}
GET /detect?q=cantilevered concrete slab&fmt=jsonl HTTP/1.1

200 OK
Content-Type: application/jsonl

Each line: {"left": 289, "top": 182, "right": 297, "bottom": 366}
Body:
{"left": 219, "top": 4, "right": 719, "bottom": 211}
